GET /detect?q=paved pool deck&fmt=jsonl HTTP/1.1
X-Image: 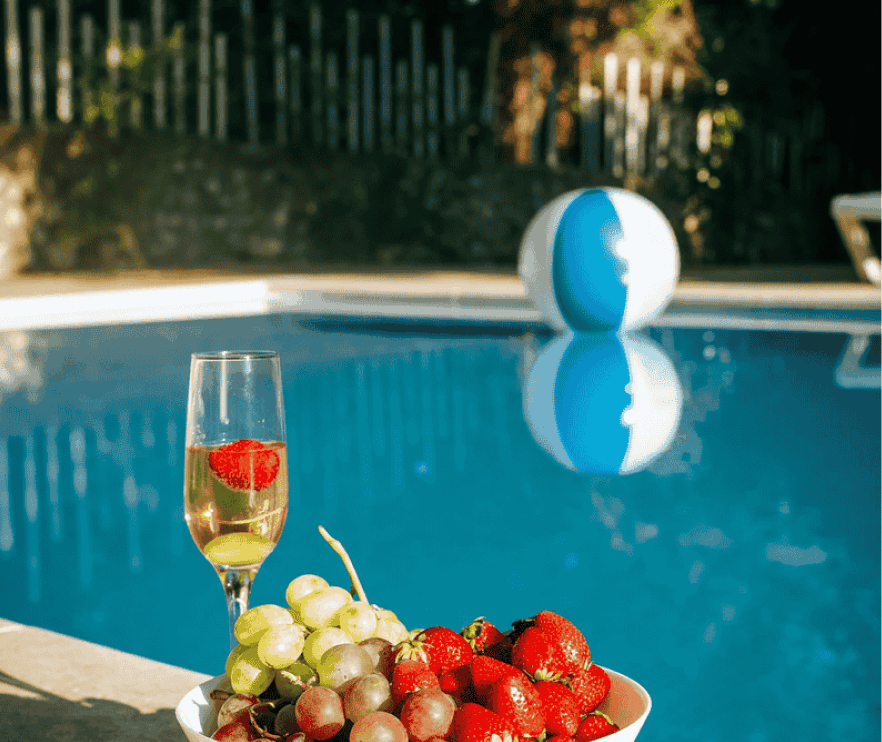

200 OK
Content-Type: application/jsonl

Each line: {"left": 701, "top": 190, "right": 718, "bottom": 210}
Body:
{"left": 0, "top": 264, "right": 879, "bottom": 741}
{"left": 0, "top": 617, "right": 210, "bottom": 741}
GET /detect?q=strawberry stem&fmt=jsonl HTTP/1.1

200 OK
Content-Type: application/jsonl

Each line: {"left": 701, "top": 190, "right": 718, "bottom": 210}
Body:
{"left": 318, "top": 525, "right": 369, "bottom": 604}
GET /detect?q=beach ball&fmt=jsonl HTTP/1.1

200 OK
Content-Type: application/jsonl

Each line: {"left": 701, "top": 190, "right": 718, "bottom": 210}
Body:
{"left": 519, "top": 188, "right": 680, "bottom": 333}
{"left": 522, "top": 331, "right": 683, "bottom": 475}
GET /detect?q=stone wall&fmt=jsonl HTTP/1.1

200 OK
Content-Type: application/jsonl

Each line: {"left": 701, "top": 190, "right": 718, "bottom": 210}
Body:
{"left": 8, "top": 125, "right": 664, "bottom": 276}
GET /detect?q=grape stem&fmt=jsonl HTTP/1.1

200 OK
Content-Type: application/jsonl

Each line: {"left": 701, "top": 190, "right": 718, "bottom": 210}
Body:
{"left": 318, "top": 525, "right": 369, "bottom": 604}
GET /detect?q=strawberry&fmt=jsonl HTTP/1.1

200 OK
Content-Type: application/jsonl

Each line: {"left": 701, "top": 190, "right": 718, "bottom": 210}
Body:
{"left": 397, "top": 626, "right": 474, "bottom": 676}
{"left": 547, "top": 737, "right": 577, "bottom": 742}
{"left": 534, "top": 680, "right": 581, "bottom": 737}
{"left": 392, "top": 659, "right": 441, "bottom": 711}
{"left": 470, "top": 654, "right": 520, "bottom": 704}
{"left": 439, "top": 664, "right": 478, "bottom": 704}
{"left": 532, "top": 611, "right": 591, "bottom": 672}
{"left": 487, "top": 671, "right": 546, "bottom": 738}
{"left": 510, "top": 627, "right": 570, "bottom": 681}
{"left": 568, "top": 664, "right": 611, "bottom": 715}
{"left": 574, "top": 711, "right": 618, "bottom": 740}
{"left": 461, "top": 617, "right": 513, "bottom": 662}
{"left": 208, "top": 439, "right": 280, "bottom": 492}
{"left": 452, "top": 703, "right": 517, "bottom": 742}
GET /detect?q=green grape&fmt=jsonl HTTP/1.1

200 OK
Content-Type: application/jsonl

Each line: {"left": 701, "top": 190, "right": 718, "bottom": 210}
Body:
{"left": 373, "top": 608, "right": 398, "bottom": 623}
{"left": 234, "top": 603, "right": 295, "bottom": 646}
{"left": 225, "top": 643, "right": 248, "bottom": 678}
{"left": 336, "top": 602, "right": 379, "bottom": 643}
{"left": 276, "top": 660, "right": 318, "bottom": 701}
{"left": 374, "top": 618, "right": 408, "bottom": 645}
{"left": 317, "top": 643, "right": 375, "bottom": 692}
{"left": 286, "top": 574, "right": 329, "bottom": 609}
{"left": 298, "top": 586, "right": 354, "bottom": 630}
{"left": 303, "top": 626, "right": 350, "bottom": 669}
{"left": 258, "top": 623, "right": 307, "bottom": 669}
{"left": 229, "top": 645, "right": 275, "bottom": 695}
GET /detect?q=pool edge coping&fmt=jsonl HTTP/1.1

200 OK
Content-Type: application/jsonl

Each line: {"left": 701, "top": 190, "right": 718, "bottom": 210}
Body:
{"left": 0, "top": 270, "right": 879, "bottom": 333}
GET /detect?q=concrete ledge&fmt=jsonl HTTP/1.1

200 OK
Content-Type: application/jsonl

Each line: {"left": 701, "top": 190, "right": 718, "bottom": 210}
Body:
{"left": 0, "top": 618, "right": 210, "bottom": 741}
{"left": 0, "top": 269, "right": 878, "bottom": 333}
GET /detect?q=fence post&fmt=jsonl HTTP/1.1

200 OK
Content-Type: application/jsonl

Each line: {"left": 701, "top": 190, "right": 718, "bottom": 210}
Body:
{"left": 152, "top": 0, "right": 166, "bottom": 129}
{"left": 198, "top": 0, "right": 211, "bottom": 137}
{"left": 545, "top": 73, "right": 558, "bottom": 168}
{"left": 326, "top": 50, "right": 339, "bottom": 151}
{"left": 480, "top": 32, "right": 501, "bottom": 133}
{"left": 57, "top": 0, "right": 73, "bottom": 123}
{"left": 528, "top": 42, "right": 541, "bottom": 164}
{"left": 457, "top": 66, "right": 469, "bottom": 158}
{"left": 128, "top": 22, "right": 143, "bottom": 129}
{"left": 172, "top": 22, "right": 185, "bottom": 135}
{"left": 441, "top": 25, "right": 454, "bottom": 159}
{"left": 274, "top": 11, "right": 287, "bottom": 146}
{"left": 4, "top": 0, "right": 22, "bottom": 125}
{"left": 411, "top": 19, "right": 424, "bottom": 157}
{"left": 29, "top": 7, "right": 45, "bottom": 123}
{"left": 363, "top": 54, "right": 374, "bottom": 152}
{"left": 289, "top": 45, "right": 302, "bottom": 143}
{"left": 81, "top": 16, "right": 95, "bottom": 122}
{"left": 310, "top": 4, "right": 323, "bottom": 146}
{"left": 347, "top": 10, "right": 359, "bottom": 153}
{"left": 395, "top": 60, "right": 408, "bottom": 155}
{"left": 108, "top": 0, "right": 122, "bottom": 136}
{"left": 603, "top": 53, "right": 618, "bottom": 176}
{"left": 624, "top": 57, "right": 641, "bottom": 185}
{"left": 578, "top": 55, "right": 600, "bottom": 174}
{"left": 427, "top": 63, "right": 439, "bottom": 159}
{"left": 378, "top": 15, "right": 392, "bottom": 153}
{"left": 648, "top": 60, "right": 664, "bottom": 174}
{"left": 670, "top": 66, "right": 686, "bottom": 168}
{"left": 242, "top": 0, "right": 258, "bottom": 147}
{"left": 214, "top": 33, "right": 227, "bottom": 141}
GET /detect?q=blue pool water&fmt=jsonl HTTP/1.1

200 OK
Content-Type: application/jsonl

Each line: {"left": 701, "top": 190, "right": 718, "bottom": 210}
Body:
{"left": 0, "top": 311, "right": 879, "bottom": 742}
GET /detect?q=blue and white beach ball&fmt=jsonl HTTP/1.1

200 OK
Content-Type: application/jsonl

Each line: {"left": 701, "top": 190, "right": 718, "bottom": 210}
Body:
{"left": 519, "top": 188, "right": 680, "bottom": 333}
{"left": 522, "top": 332, "right": 683, "bottom": 475}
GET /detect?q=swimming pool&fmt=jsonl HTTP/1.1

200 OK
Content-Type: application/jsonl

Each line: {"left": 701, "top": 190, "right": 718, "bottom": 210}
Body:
{"left": 0, "top": 306, "right": 879, "bottom": 742}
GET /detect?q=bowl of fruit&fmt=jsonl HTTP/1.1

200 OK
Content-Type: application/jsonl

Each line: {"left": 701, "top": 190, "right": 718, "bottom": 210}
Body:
{"left": 176, "top": 528, "right": 651, "bottom": 742}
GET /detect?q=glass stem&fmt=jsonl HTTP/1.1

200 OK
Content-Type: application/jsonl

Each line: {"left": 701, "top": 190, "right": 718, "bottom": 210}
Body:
{"left": 220, "top": 568, "right": 255, "bottom": 649}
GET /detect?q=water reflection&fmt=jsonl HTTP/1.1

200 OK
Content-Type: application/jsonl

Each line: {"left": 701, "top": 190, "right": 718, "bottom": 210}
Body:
{"left": 522, "top": 331, "right": 683, "bottom": 475}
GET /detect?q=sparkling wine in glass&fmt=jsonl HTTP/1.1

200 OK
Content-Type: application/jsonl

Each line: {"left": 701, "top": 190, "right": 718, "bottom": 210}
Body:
{"left": 184, "top": 351, "right": 287, "bottom": 648}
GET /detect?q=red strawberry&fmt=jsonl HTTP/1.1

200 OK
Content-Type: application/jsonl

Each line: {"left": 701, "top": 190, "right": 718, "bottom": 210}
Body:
{"left": 487, "top": 672, "right": 546, "bottom": 738}
{"left": 392, "top": 659, "right": 441, "bottom": 711}
{"left": 439, "top": 664, "right": 478, "bottom": 704}
{"left": 397, "top": 626, "right": 474, "bottom": 676}
{"left": 568, "top": 664, "right": 611, "bottom": 715}
{"left": 534, "top": 680, "right": 580, "bottom": 737}
{"left": 452, "top": 703, "right": 517, "bottom": 742}
{"left": 470, "top": 654, "right": 520, "bottom": 703}
{"left": 511, "top": 627, "right": 570, "bottom": 681}
{"left": 574, "top": 711, "right": 618, "bottom": 740}
{"left": 547, "top": 737, "right": 577, "bottom": 742}
{"left": 208, "top": 439, "right": 280, "bottom": 492}
{"left": 461, "top": 617, "right": 513, "bottom": 662}
{"left": 533, "top": 611, "right": 590, "bottom": 672}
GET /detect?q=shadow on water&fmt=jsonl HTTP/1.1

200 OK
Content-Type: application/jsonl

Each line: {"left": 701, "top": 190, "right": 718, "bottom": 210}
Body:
{"left": 0, "top": 671, "right": 182, "bottom": 742}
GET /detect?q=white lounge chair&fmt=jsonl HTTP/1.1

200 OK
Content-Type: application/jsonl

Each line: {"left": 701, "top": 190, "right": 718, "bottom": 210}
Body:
{"left": 830, "top": 192, "right": 881, "bottom": 285}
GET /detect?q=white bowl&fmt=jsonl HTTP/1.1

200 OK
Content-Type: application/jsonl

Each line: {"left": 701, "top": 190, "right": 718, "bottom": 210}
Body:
{"left": 176, "top": 666, "right": 651, "bottom": 741}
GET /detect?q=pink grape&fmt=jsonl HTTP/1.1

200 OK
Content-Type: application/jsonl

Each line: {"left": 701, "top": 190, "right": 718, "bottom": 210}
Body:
{"left": 342, "top": 673, "right": 394, "bottom": 722}
{"left": 399, "top": 688, "right": 457, "bottom": 742}
{"left": 216, "top": 693, "right": 259, "bottom": 729}
{"left": 349, "top": 711, "right": 408, "bottom": 742}
{"left": 359, "top": 638, "right": 393, "bottom": 676}
{"left": 294, "top": 686, "right": 345, "bottom": 740}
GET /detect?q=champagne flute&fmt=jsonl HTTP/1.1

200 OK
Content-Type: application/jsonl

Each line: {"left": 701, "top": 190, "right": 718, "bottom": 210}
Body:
{"left": 184, "top": 351, "right": 288, "bottom": 648}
